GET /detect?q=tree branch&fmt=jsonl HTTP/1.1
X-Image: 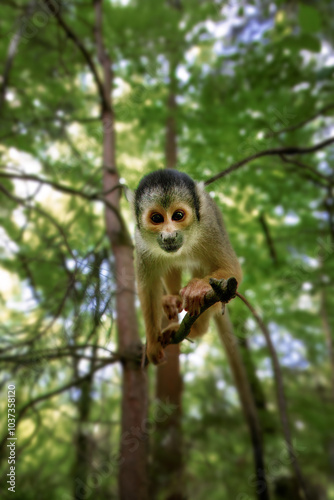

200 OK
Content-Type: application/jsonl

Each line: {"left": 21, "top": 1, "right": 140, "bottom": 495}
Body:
{"left": 0, "top": 182, "right": 75, "bottom": 258}
{"left": 143, "top": 277, "right": 239, "bottom": 368}
{"left": 167, "top": 277, "right": 238, "bottom": 345}
{"left": 259, "top": 213, "right": 278, "bottom": 265}
{"left": 279, "top": 154, "right": 329, "bottom": 184}
{"left": 266, "top": 103, "right": 334, "bottom": 138}
{"left": 0, "top": 27, "right": 20, "bottom": 114}
{"left": 0, "top": 171, "right": 96, "bottom": 197}
{"left": 204, "top": 136, "right": 334, "bottom": 186}
{"left": 0, "top": 1, "right": 36, "bottom": 114}
{"left": 0, "top": 359, "right": 114, "bottom": 452}
{"left": 0, "top": 171, "right": 125, "bottom": 225}
{"left": 43, "top": 0, "right": 110, "bottom": 112}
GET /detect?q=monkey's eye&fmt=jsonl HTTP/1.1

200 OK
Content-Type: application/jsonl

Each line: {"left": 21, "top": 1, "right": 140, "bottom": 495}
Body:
{"left": 150, "top": 213, "right": 164, "bottom": 224}
{"left": 172, "top": 210, "right": 185, "bottom": 221}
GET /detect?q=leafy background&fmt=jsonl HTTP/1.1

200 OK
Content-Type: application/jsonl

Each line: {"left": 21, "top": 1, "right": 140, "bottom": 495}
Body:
{"left": 0, "top": 1, "right": 333, "bottom": 499}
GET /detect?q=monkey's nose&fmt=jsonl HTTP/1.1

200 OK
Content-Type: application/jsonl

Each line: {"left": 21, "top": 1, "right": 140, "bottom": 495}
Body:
{"left": 161, "top": 232, "right": 177, "bottom": 243}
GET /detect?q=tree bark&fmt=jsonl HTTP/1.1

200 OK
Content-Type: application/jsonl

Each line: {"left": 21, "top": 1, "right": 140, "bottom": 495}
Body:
{"left": 152, "top": 339, "right": 184, "bottom": 499}
{"left": 73, "top": 371, "right": 95, "bottom": 500}
{"left": 152, "top": 57, "right": 184, "bottom": 500}
{"left": 94, "top": 2, "right": 148, "bottom": 499}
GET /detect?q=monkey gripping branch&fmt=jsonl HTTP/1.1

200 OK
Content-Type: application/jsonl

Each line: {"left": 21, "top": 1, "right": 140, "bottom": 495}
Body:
{"left": 151, "top": 277, "right": 238, "bottom": 356}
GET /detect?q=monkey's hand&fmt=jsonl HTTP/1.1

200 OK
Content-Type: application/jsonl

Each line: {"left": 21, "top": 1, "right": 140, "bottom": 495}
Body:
{"left": 160, "top": 322, "right": 180, "bottom": 346}
{"left": 146, "top": 340, "right": 166, "bottom": 365}
{"left": 180, "top": 278, "right": 212, "bottom": 316}
{"left": 162, "top": 294, "right": 183, "bottom": 321}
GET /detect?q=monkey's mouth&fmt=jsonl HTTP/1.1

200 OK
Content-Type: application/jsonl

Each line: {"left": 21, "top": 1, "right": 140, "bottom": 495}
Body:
{"left": 157, "top": 234, "right": 183, "bottom": 253}
{"left": 161, "top": 243, "right": 182, "bottom": 253}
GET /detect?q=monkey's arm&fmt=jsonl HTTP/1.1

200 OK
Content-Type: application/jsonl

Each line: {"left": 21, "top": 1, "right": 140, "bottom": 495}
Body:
{"left": 181, "top": 248, "right": 242, "bottom": 317}
{"left": 138, "top": 274, "right": 166, "bottom": 364}
{"left": 136, "top": 255, "right": 165, "bottom": 362}
{"left": 162, "top": 267, "right": 183, "bottom": 321}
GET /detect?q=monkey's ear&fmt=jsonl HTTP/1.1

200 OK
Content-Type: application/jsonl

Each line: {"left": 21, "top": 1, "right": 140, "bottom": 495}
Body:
{"left": 196, "top": 181, "right": 206, "bottom": 195}
{"left": 124, "top": 187, "right": 135, "bottom": 206}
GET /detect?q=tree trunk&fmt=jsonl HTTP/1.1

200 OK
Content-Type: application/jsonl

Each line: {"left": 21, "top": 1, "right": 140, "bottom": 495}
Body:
{"left": 73, "top": 371, "right": 94, "bottom": 500}
{"left": 94, "top": 2, "right": 148, "bottom": 499}
{"left": 152, "top": 340, "right": 184, "bottom": 499}
{"left": 151, "top": 58, "right": 184, "bottom": 500}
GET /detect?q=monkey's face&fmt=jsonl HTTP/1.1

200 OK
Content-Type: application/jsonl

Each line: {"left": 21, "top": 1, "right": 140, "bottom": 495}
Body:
{"left": 135, "top": 170, "right": 201, "bottom": 258}
{"left": 141, "top": 201, "right": 196, "bottom": 255}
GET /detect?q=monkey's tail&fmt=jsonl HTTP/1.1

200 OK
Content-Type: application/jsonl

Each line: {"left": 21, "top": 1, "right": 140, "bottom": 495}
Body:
{"left": 214, "top": 312, "right": 270, "bottom": 500}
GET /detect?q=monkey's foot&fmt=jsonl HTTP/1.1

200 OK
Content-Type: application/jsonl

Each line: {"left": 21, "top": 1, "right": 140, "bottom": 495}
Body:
{"left": 146, "top": 341, "right": 166, "bottom": 365}
{"left": 162, "top": 294, "right": 183, "bottom": 321}
{"left": 180, "top": 278, "right": 212, "bottom": 316}
{"left": 160, "top": 322, "right": 180, "bottom": 347}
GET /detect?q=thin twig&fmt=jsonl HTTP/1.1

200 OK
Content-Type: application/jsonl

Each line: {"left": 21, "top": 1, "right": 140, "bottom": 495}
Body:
{"left": 266, "top": 103, "right": 334, "bottom": 138}
{"left": 279, "top": 154, "right": 329, "bottom": 183}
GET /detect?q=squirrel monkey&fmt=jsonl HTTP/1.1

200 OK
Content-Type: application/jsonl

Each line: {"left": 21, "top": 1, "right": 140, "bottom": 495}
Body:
{"left": 134, "top": 169, "right": 242, "bottom": 365}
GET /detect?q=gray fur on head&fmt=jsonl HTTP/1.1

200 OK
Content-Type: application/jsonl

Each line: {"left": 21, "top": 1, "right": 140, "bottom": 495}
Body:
{"left": 134, "top": 169, "right": 201, "bottom": 225}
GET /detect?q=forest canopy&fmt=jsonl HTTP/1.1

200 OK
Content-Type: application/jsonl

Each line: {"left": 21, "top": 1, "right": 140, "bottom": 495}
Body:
{"left": 0, "top": 1, "right": 333, "bottom": 499}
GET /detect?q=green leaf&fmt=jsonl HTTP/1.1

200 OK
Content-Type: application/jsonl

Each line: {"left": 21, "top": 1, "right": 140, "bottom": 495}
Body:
{"left": 282, "top": 34, "right": 321, "bottom": 53}
{"left": 299, "top": 33, "right": 321, "bottom": 52}
{"left": 299, "top": 4, "right": 321, "bottom": 33}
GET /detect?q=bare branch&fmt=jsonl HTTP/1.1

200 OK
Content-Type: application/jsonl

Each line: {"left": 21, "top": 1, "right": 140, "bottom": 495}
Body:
{"left": 0, "top": 352, "right": 118, "bottom": 363}
{"left": 43, "top": 0, "right": 109, "bottom": 112}
{"left": 279, "top": 154, "right": 329, "bottom": 185}
{"left": 0, "top": 359, "right": 114, "bottom": 452}
{"left": 0, "top": 171, "right": 96, "bottom": 197}
{"left": 259, "top": 213, "right": 278, "bottom": 265}
{"left": 0, "top": 182, "right": 75, "bottom": 258}
{"left": 204, "top": 136, "right": 334, "bottom": 186}
{"left": 0, "top": 171, "right": 125, "bottom": 225}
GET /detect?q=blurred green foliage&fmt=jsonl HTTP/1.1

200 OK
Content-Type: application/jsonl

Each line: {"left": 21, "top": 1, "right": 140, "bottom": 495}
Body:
{"left": 0, "top": 1, "right": 334, "bottom": 499}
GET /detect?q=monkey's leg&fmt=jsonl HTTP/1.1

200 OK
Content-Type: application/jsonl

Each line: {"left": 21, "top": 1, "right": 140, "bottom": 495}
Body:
{"left": 161, "top": 303, "right": 217, "bottom": 344}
